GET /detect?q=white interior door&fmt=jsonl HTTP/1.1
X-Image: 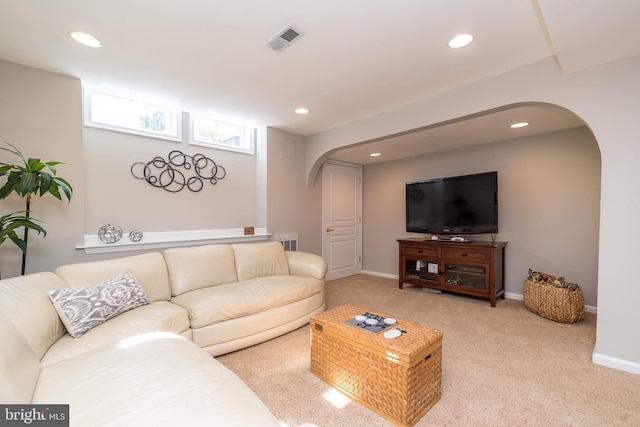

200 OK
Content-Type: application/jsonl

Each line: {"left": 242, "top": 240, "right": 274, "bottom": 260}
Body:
{"left": 322, "top": 162, "right": 362, "bottom": 281}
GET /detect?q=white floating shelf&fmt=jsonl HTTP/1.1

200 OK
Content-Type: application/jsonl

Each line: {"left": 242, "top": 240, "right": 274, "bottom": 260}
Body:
{"left": 77, "top": 228, "right": 270, "bottom": 254}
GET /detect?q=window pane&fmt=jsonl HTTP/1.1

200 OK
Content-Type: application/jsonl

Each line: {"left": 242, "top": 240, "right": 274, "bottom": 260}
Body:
{"left": 191, "top": 115, "right": 252, "bottom": 153}
{"left": 88, "top": 91, "right": 179, "bottom": 138}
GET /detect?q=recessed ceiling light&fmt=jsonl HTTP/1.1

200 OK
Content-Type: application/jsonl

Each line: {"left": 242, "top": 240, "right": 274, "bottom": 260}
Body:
{"left": 370, "top": 152, "right": 381, "bottom": 157}
{"left": 448, "top": 33, "right": 474, "bottom": 49}
{"left": 69, "top": 31, "right": 102, "bottom": 48}
{"left": 510, "top": 122, "right": 529, "bottom": 128}
{"left": 295, "top": 107, "right": 309, "bottom": 115}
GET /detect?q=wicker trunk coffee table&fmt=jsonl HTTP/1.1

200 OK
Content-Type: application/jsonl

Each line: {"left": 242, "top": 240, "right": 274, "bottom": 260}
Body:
{"left": 310, "top": 304, "right": 443, "bottom": 427}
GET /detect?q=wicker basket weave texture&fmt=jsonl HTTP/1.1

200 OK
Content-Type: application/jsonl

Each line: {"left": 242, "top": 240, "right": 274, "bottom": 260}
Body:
{"left": 311, "top": 329, "right": 442, "bottom": 427}
{"left": 523, "top": 278, "right": 585, "bottom": 323}
{"left": 310, "top": 304, "right": 442, "bottom": 427}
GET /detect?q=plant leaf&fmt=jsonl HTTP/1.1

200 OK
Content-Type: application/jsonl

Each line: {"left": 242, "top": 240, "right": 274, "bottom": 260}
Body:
{"left": 38, "top": 172, "right": 53, "bottom": 196}
{"left": 53, "top": 177, "right": 73, "bottom": 201}
{"left": 26, "top": 158, "right": 45, "bottom": 173}
{"left": 0, "top": 211, "right": 46, "bottom": 252}
{"left": 45, "top": 161, "right": 64, "bottom": 175}
{"left": 18, "top": 172, "right": 37, "bottom": 197}
{"left": 0, "top": 178, "right": 17, "bottom": 199}
{"left": 0, "top": 142, "right": 24, "bottom": 162}
{"left": 48, "top": 183, "right": 61, "bottom": 200}
{"left": 8, "top": 232, "right": 26, "bottom": 252}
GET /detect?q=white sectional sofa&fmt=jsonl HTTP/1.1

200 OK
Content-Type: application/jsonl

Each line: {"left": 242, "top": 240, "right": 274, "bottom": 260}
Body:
{"left": 0, "top": 241, "right": 327, "bottom": 426}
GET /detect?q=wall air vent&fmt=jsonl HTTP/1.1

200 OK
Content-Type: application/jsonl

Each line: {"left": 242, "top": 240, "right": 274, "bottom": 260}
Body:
{"left": 266, "top": 25, "right": 303, "bottom": 52}
{"left": 275, "top": 233, "right": 298, "bottom": 251}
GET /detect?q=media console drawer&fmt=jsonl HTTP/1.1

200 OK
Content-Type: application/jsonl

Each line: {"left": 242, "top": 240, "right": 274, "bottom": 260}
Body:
{"left": 403, "top": 246, "right": 440, "bottom": 257}
{"left": 442, "top": 248, "right": 488, "bottom": 263}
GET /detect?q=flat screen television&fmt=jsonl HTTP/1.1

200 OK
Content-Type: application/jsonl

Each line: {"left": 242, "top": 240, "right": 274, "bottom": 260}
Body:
{"left": 405, "top": 171, "right": 498, "bottom": 235}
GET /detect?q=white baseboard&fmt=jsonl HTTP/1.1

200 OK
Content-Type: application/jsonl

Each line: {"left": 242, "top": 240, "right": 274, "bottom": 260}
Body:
{"left": 592, "top": 351, "right": 640, "bottom": 376}
{"left": 360, "top": 271, "right": 597, "bottom": 313}
{"left": 506, "top": 292, "right": 597, "bottom": 313}
{"left": 504, "top": 291, "right": 523, "bottom": 301}
{"left": 361, "top": 270, "right": 396, "bottom": 280}
{"left": 504, "top": 292, "right": 598, "bottom": 314}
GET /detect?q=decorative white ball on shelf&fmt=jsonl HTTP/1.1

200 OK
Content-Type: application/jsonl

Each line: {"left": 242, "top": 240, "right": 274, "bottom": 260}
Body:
{"left": 98, "top": 224, "right": 123, "bottom": 244}
{"left": 129, "top": 230, "right": 143, "bottom": 242}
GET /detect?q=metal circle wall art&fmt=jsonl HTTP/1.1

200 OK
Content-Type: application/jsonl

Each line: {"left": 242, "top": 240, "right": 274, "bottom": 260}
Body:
{"left": 131, "top": 150, "right": 226, "bottom": 193}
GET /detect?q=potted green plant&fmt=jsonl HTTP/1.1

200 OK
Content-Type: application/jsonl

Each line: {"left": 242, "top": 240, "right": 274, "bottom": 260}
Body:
{"left": 0, "top": 211, "right": 46, "bottom": 279}
{"left": 0, "top": 142, "right": 73, "bottom": 275}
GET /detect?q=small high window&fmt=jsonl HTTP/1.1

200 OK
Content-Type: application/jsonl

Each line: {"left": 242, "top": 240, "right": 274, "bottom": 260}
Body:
{"left": 84, "top": 90, "right": 180, "bottom": 141}
{"left": 190, "top": 115, "right": 254, "bottom": 154}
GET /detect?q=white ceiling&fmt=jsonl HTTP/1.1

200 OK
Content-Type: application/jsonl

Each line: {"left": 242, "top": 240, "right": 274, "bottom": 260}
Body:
{"left": 329, "top": 104, "right": 587, "bottom": 165}
{"left": 0, "top": 1, "right": 638, "bottom": 164}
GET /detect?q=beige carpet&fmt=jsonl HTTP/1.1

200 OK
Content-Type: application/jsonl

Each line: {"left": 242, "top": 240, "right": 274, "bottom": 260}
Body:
{"left": 216, "top": 274, "right": 640, "bottom": 426}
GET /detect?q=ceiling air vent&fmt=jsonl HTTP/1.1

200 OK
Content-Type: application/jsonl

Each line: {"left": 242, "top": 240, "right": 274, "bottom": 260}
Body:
{"left": 266, "top": 25, "right": 303, "bottom": 52}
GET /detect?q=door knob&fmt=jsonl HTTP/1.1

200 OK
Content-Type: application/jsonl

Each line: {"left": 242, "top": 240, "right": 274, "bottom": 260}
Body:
{"left": 326, "top": 227, "right": 334, "bottom": 232}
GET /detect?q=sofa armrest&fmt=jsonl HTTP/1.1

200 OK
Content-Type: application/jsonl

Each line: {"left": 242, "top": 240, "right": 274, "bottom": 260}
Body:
{"left": 286, "top": 251, "right": 328, "bottom": 280}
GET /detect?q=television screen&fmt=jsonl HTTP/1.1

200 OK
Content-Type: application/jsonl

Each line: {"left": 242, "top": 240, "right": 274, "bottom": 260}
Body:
{"left": 406, "top": 171, "right": 498, "bottom": 235}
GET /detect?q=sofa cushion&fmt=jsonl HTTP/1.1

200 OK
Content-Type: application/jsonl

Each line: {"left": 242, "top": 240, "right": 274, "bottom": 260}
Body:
{"left": 48, "top": 271, "right": 152, "bottom": 337}
{"left": 171, "top": 275, "right": 324, "bottom": 328}
{"left": 163, "top": 244, "right": 238, "bottom": 296}
{"left": 54, "top": 252, "right": 172, "bottom": 302}
{"left": 33, "top": 332, "right": 280, "bottom": 426}
{"left": 286, "top": 250, "right": 328, "bottom": 279}
{"left": 0, "top": 272, "right": 68, "bottom": 359}
{"left": 192, "top": 293, "right": 325, "bottom": 356}
{"left": 41, "top": 301, "right": 190, "bottom": 367}
{"left": 232, "top": 241, "right": 290, "bottom": 281}
{"left": 0, "top": 312, "right": 40, "bottom": 403}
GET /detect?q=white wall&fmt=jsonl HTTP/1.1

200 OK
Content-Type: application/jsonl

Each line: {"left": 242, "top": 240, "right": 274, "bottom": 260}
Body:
{"left": 266, "top": 128, "right": 322, "bottom": 254}
{"left": 306, "top": 56, "right": 640, "bottom": 373}
{"left": 0, "top": 59, "right": 85, "bottom": 277}
{"left": 361, "top": 127, "right": 601, "bottom": 306}
{"left": 83, "top": 126, "right": 257, "bottom": 233}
